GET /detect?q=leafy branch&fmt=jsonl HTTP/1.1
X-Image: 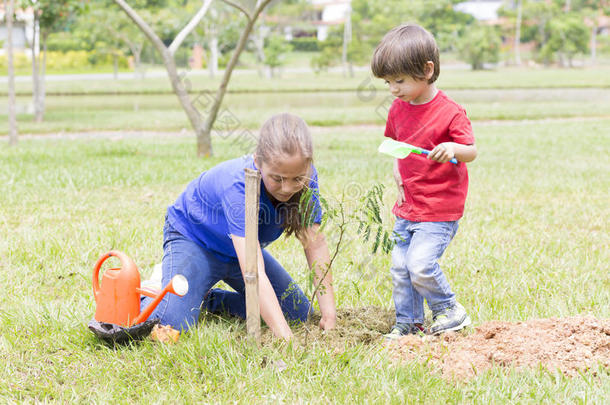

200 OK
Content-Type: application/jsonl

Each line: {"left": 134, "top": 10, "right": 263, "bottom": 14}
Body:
{"left": 299, "top": 183, "right": 393, "bottom": 340}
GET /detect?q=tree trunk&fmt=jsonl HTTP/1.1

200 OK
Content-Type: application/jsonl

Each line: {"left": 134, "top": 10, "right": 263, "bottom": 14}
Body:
{"left": 114, "top": 0, "right": 214, "bottom": 155}
{"left": 590, "top": 23, "right": 597, "bottom": 65}
{"left": 31, "top": 14, "right": 40, "bottom": 120}
{"left": 113, "top": 54, "right": 119, "bottom": 79}
{"left": 342, "top": 5, "right": 352, "bottom": 77}
{"left": 514, "top": 0, "right": 522, "bottom": 65}
{"left": 6, "top": 0, "right": 18, "bottom": 146}
{"left": 209, "top": 33, "right": 219, "bottom": 78}
{"left": 134, "top": 46, "right": 143, "bottom": 78}
{"left": 126, "top": 41, "right": 144, "bottom": 78}
{"left": 201, "top": 2, "right": 272, "bottom": 157}
{"left": 253, "top": 25, "right": 269, "bottom": 78}
{"left": 35, "top": 35, "right": 48, "bottom": 122}
{"left": 162, "top": 49, "right": 208, "bottom": 155}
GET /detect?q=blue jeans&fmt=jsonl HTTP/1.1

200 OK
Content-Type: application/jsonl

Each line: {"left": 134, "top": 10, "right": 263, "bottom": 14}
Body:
{"left": 390, "top": 218, "right": 459, "bottom": 324}
{"left": 141, "top": 220, "right": 310, "bottom": 331}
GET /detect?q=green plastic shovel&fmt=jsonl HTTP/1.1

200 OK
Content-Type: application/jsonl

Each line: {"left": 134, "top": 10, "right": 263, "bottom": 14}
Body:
{"left": 378, "top": 138, "right": 458, "bottom": 164}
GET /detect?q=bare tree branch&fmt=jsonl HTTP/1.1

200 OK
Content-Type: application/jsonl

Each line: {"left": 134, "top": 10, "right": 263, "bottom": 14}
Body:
{"left": 114, "top": 0, "right": 167, "bottom": 56}
{"left": 221, "top": 0, "right": 251, "bottom": 20}
{"left": 202, "top": 0, "right": 272, "bottom": 142}
{"left": 169, "top": 0, "right": 214, "bottom": 55}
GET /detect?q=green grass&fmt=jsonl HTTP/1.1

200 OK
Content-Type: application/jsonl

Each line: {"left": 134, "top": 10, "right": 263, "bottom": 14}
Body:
{"left": 1, "top": 87, "right": 609, "bottom": 135}
{"left": 3, "top": 65, "right": 610, "bottom": 97}
{"left": 0, "top": 117, "right": 608, "bottom": 402}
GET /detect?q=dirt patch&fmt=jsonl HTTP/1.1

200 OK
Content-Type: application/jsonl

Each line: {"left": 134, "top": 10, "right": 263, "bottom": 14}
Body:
{"left": 388, "top": 316, "right": 610, "bottom": 380}
{"left": 261, "top": 307, "right": 395, "bottom": 350}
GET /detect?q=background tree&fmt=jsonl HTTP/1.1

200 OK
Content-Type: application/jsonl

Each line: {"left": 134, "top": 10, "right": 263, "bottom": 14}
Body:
{"left": 114, "top": 0, "right": 273, "bottom": 157}
{"left": 75, "top": 2, "right": 148, "bottom": 78}
{"left": 196, "top": 2, "right": 243, "bottom": 78}
{"left": 578, "top": 0, "right": 610, "bottom": 65}
{"left": 418, "top": 0, "right": 474, "bottom": 53}
{"left": 263, "top": 34, "right": 292, "bottom": 77}
{"left": 540, "top": 12, "right": 589, "bottom": 66}
{"left": 457, "top": 23, "right": 502, "bottom": 70}
{"left": 515, "top": 0, "right": 523, "bottom": 65}
{"left": 5, "top": 0, "right": 18, "bottom": 146}
{"left": 311, "top": 0, "right": 472, "bottom": 72}
{"left": 20, "top": 0, "right": 87, "bottom": 122}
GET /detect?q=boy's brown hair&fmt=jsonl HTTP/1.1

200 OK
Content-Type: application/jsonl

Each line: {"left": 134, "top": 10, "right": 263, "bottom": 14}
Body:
{"left": 371, "top": 24, "right": 440, "bottom": 84}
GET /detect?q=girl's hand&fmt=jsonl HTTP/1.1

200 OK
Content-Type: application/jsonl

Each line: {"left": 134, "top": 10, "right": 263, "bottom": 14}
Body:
{"left": 428, "top": 142, "right": 456, "bottom": 163}
{"left": 319, "top": 313, "right": 336, "bottom": 331}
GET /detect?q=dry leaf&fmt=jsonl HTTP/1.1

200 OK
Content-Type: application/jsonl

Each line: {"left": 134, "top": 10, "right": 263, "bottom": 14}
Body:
{"left": 150, "top": 324, "right": 180, "bottom": 343}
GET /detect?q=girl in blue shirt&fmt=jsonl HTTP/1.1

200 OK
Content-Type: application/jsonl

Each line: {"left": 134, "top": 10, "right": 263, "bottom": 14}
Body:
{"left": 143, "top": 113, "right": 336, "bottom": 340}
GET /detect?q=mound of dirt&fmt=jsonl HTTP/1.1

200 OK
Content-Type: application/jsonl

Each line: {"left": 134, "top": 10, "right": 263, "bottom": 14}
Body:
{"left": 389, "top": 316, "right": 610, "bottom": 380}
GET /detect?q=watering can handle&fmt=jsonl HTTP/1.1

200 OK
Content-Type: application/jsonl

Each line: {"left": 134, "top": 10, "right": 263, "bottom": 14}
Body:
{"left": 92, "top": 250, "right": 134, "bottom": 296}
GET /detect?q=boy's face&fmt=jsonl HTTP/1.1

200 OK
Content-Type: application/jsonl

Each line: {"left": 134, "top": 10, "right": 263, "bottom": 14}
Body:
{"left": 384, "top": 75, "right": 434, "bottom": 105}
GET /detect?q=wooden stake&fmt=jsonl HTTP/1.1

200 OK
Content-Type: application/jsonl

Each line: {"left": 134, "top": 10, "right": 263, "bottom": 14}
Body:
{"left": 244, "top": 168, "right": 261, "bottom": 341}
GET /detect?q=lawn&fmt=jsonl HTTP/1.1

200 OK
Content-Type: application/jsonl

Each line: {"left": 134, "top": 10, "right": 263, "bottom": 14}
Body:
{"left": 3, "top": 66, "right": 610, "bottom": 135}
{"left": 0, "top": 115, "right": 608, "bottom": 401}
{"left": 1, "top": 87, "right": 610, "bottom": 135}
{"left": 2, "top": 65, "right": 610, "bottom": 97}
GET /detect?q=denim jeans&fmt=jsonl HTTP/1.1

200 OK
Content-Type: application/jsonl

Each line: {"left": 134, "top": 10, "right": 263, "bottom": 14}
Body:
{"left": 390, "top": 217, "right": 459, "bottom": 324}
{"left": 141, "top": 220, "right": 310, "bottom": 332}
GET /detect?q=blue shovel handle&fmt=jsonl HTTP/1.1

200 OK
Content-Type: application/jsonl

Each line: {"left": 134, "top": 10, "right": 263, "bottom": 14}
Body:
{"left": 420, "top": 149, "right": 458, "bottom": 164}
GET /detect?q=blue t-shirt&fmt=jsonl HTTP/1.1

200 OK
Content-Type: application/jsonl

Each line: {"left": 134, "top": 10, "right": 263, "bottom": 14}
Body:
{"left": 167, "top": 155, "right": 323, "bottom": 262}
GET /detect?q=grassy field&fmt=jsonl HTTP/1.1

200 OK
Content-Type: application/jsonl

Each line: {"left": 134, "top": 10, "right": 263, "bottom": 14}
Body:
{"left": 3, "top": 65, "right": 610, "bottom": 96}
{"left": 1, "top": 87, "right": 610, "bottom": 135}
{"left": 2, "top": 66, "right": 610, "bottom": 135}
{"left": 0, "top": 112, "right": 608, "bottom": 401}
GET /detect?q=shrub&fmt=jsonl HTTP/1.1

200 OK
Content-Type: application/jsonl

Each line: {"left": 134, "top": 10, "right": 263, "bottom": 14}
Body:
{"left": 0, "top": 52, "right": 31, "bottom": 71}
{"left": 46, "top": 32, "right": 85, "bottom": 52}
{"left": 264, "top": 35, "right": 293, "bottom": 69}
{"left": 457, "top": 24, "right": 501, "bottom": 70}
{"left": 290, "top": 37, "right": 320, "bottom": 52}
{"left": 0, "top": 50, "right": 129, "bottom": 74}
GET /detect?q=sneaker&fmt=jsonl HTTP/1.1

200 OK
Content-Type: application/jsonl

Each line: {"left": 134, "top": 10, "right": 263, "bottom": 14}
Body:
{"left": 429, "top": 303, "right": 471, "bottom": 335}
{"left": 141, "top": 263, "right": 162, "bottom": 293}
{"left": 384, "top": 323, "right": 424, "bottom": 340}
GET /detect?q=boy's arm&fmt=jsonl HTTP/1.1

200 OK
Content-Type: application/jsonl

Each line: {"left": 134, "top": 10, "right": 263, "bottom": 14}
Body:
{"left": 428, "top": 142, "right": 477, "bottom": 164}
{"left": 393, "top": 159, "right": 406, "bottom": 205}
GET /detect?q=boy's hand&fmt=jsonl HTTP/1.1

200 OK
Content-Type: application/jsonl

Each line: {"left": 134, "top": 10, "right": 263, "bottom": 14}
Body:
{"left": 428, "top": 142, "right": 456, "bottom": 163}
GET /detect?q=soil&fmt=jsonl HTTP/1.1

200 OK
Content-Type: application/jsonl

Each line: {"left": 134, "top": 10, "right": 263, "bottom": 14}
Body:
{"left": 218, "top": 307, "right": 609, "bottom": 380}
{"left": 388, "top": 316, "right": 610, "bottom": 380}
{"left": 261, "top": 306, "right": 396, "bottom": 349}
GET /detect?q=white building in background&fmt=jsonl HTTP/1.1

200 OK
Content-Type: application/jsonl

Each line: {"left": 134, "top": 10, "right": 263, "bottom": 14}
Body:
{"left": 0, "top": 4, "right": 38, "bottom": 56}
{"left": 311, "top": 0, "right": 351, "bottom": 41}
{"left": 454, "top": 0, "right": 505, "bottom": 22}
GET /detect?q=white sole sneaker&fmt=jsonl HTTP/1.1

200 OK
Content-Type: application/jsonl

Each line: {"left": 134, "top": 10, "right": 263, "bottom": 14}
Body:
{"left": 141, "top": 262, "right": 163, "bottom": 291}
{"left": 431, "top": 315, "right": 472, "bottom": 335}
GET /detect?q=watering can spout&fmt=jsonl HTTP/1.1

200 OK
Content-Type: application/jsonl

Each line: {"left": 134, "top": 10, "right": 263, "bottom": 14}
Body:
{"left": 134, "top": 275, "right": 189, "bottom": 325}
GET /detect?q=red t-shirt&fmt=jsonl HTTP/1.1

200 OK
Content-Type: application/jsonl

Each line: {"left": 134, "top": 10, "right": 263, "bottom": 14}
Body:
{"left": 384, "top": 90, "right": 475, "bottom": 222}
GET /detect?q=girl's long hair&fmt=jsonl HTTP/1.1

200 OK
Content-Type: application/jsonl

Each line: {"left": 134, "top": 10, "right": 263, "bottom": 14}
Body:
{"left": 255, "top": 113, "right": 316, "bottom": 241}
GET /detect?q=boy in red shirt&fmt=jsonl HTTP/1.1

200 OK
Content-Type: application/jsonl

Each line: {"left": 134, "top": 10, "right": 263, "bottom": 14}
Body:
{"left": 372, "top": 24, "right": 478, "bottom": 337}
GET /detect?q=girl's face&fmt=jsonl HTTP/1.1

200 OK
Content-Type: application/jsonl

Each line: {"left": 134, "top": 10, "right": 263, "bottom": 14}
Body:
{"left": 257, "top": 154, "right": 311, "bottom": 202}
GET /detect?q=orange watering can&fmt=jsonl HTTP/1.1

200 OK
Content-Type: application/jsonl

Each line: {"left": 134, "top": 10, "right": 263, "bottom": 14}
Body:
{"left": 92, "top": 250, "right": 188, "bottom": 327}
